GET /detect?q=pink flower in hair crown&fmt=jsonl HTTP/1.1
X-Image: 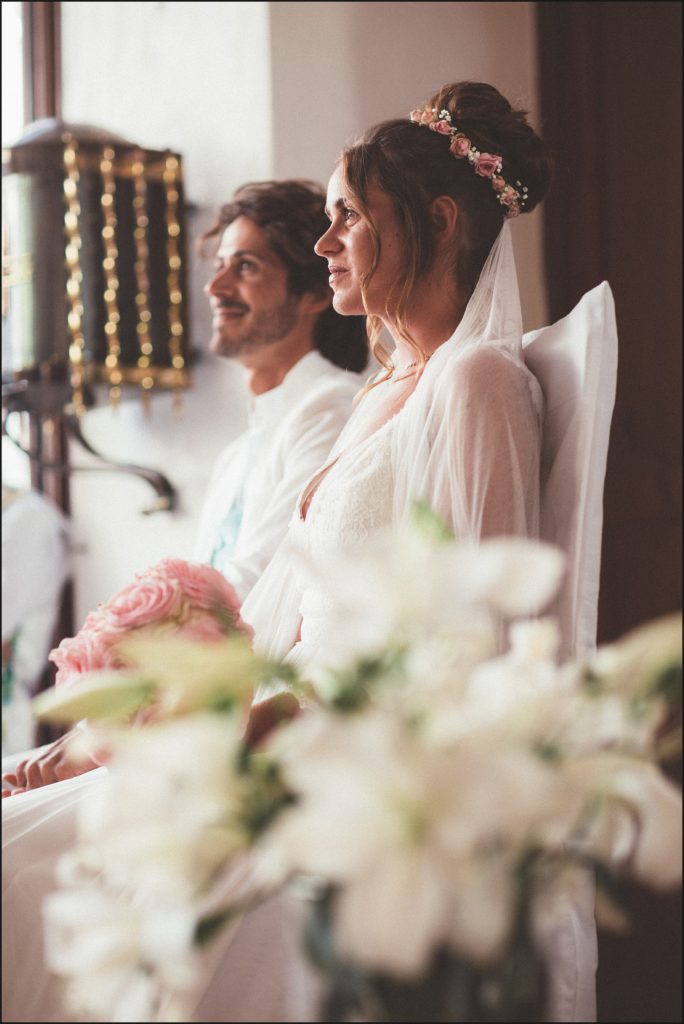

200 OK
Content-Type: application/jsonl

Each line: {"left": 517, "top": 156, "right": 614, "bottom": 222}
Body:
{"left": 449, "top": 135, "right": 471, "bottom": 157}
{"left": 474, "top": 152, "right": 502, "bottom": 179}
{"left": 498, "top": 185, "right": 522, "bottom": 217}
{"left": 499, "top": 185, "right": 520, "bottom": 207}
{"left": 429, "top": 120, "right": 453, "bottom": 136}
{"left": 409, "top": 104, "right": 529, "bottom": 218}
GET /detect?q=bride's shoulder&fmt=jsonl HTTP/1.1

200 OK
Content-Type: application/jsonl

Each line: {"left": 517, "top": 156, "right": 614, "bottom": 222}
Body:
{"left": 438, "top": 343, "right": 525, "bottom": 393}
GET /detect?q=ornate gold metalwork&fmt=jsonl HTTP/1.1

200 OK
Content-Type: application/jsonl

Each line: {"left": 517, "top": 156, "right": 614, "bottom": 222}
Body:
{"left": 163, "top": 153, "right": 185, "bottom": 414}
{"left": 131, "top": 151, "right": 154, "bottom": 414}
{"left": 62, "top": 138, "right": 87, "bottom": 416}
{"left": 9, "top": 126, "right": 190, "bottom": 415}
{"left": 99, "top": 145, "right": 123, "bottom": 408}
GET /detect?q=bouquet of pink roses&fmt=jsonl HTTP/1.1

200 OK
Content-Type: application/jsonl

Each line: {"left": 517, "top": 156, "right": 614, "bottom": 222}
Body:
{"left": 50, "top": 559, "right": 251, "bottom": 690}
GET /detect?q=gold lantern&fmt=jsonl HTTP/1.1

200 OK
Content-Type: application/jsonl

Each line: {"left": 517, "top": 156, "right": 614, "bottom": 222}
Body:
{"left": 2, "top": 118, "right": 192, "bottom": 416}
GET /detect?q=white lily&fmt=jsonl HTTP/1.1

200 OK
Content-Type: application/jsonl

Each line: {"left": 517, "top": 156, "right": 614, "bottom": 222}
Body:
{"left": 261, "top": 706, "right": 586, "bottom": 974}
{"left": 296, "top": 529, "right": 565, "bottom": 679}
{"left": 567, "top": 756, "right": 683, "bottom": 888}
{"left": 44, "top": 887, "right": 198, "bottom": 1022}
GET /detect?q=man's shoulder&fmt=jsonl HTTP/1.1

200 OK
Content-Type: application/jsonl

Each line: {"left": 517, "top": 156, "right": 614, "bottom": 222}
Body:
{"left": 286, "top": 361, "right": 362, "bottom": 416}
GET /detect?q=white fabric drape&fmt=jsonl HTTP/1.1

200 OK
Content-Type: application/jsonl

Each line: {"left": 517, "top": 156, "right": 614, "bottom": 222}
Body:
{"left": 523, "top": 282, "right": 618, "bottom": 661}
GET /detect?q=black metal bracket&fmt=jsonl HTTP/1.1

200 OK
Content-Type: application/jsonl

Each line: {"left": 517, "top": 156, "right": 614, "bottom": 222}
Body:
{"left": 63, "top": 413, "right": 177, "bottom": 514}
{"left": 2, "top": 383, "right": 178, "bottom": 515}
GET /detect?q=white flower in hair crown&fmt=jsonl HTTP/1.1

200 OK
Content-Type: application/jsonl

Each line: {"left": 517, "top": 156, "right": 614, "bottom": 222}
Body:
{"left": 409, "top": 106, "right": 529, "bottom": 218}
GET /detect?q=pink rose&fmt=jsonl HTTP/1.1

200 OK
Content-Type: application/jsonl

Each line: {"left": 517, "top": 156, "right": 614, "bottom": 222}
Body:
{"left": 449, "top": 135, "right": 471, "bottom": 157}
{"left": 429, "top": 120, "right": 453, "bottom": 136}
{"left": 101, "top": 574, "right": 182, "bottom": 631}
{"left": 47, "top": 557, "right": 249, "bottom": 693}
{"left": 50, "top": 631, "right": 122, "bottom": 688}
{"left": 499, "top": 185, "right": 519, "bottom": 206}
{"left": 474, "top": 153, "right": 501, "bottom": 178}
{"left": 177, "top": 618, "right": 232, "bottom": 644}
{"left": 157, "top": 559, "right": 234, "bottom": 610}
{"left": 187, "top": 609, "right": 254, "bottom": 643}
{"left": 80, "top": 608, "right": 108, "bottom": 632}
{"left": 491, "top": 175, "right": 506, "bottom": 192}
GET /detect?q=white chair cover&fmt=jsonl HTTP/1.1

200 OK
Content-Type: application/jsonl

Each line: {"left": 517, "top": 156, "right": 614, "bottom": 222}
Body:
{"left": 523, "top": 282, "right": 618, "bottom": 661}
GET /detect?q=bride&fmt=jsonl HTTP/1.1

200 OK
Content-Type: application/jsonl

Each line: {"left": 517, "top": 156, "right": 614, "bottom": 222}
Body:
{"left": 3, "top": 81, "right": 597, "bottom": 1022}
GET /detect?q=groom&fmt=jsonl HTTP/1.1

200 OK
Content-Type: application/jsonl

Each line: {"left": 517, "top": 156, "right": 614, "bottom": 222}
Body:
{"left": 194, "top": 179, "right": 367, "bottom": 601}
{"left": 2, "top": 179, "right": 368, "bottom": 795}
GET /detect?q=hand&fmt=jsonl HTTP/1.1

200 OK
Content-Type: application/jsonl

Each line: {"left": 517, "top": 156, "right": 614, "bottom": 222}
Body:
{"left": 1, "top": 726, "right": 103, "bottom": 797}
{"left": 243, "top": 692, "right": 301, "bottom": 749}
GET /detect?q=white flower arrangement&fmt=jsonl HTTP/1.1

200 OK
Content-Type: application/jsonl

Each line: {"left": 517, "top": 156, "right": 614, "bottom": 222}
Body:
{"left": 35, "top": 510, "right": 682, "bottom": 1023}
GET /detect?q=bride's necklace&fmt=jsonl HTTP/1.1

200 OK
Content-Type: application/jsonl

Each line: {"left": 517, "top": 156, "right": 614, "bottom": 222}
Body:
{"left": 392, "top": 354, "right": 431, "bottom": 379}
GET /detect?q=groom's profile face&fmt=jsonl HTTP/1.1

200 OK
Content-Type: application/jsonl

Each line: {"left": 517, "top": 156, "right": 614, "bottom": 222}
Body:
{"left": 205, "top": 216, "right": 300, "bottom": 357}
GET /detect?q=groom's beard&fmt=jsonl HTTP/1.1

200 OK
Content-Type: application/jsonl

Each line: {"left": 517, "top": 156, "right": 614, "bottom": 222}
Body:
{"left": 210, "top": 293, "right": 300, "bottom": 357}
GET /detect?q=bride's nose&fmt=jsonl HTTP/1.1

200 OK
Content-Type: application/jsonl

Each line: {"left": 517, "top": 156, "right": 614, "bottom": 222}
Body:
{"left": 314, "top": 223, "right": 341, "bottom": 257}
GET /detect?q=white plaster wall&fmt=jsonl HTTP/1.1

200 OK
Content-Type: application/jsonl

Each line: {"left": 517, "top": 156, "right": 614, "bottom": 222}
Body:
{"left": 59, "top": 1, "right": 547, "bottom": 626}
{"left": 60, "top": 1, "right": 273, "bottom": 622}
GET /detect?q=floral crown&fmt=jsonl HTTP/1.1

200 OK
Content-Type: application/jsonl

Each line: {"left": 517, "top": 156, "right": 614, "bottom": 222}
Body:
{"left": 409, "top": 106, "right": 529, "bottom": 219}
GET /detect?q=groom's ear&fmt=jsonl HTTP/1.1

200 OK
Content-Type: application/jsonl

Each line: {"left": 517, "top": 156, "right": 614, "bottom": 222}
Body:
{"left": 430, "top": 195, "right": 459, "bottom": 241}
{"left": 298, "top": 288, "right": 333, "bottom": 317}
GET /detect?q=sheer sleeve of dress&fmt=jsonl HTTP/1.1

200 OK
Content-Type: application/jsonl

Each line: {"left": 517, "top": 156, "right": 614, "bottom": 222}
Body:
{"left": 390, "top": 221, "right": 542, "bottom": 543}
{"left": 391, "top": 343, "right": 541, "bottom": 542}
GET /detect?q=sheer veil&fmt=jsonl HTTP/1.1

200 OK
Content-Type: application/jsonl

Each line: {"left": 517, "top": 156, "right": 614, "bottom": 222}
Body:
{"left": 242, "top": 222, "right": 544, "bottom": 660}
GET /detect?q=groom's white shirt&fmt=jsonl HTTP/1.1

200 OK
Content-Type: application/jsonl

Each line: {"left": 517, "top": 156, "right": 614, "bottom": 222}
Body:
{"left": 193, "top": 350, "right": 360, "bottom": 602}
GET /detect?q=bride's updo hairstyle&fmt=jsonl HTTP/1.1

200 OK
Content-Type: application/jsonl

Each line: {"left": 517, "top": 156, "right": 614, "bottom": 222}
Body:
{"left": 341, "top": 81, "right": 552, "bottom": 375}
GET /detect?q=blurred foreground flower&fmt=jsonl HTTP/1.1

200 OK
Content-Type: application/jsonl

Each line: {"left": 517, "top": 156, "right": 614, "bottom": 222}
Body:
{"left": 37, "top": 515, "right": 682, "bottom": 1022}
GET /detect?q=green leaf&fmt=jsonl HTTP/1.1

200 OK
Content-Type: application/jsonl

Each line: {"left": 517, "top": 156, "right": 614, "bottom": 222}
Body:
{"left": 33, "top": 671, "right": 155, "bottom": 724}
{"left": 238, "top": 751, "right": 295, "bottom": 837}
{"left": 324, "top": 649, "right": 405, "bottom": 712}
{"left": 650, "top": 662, "right": 682, "bottom": 701}
{"left": 116, "top": 635, "right": 281, "bottom": 715}
{"left": 411, "top": 501, "right": 454, "bottom": 542}
{"left": 194, "top": 909, "right": 235, "bottom": 947}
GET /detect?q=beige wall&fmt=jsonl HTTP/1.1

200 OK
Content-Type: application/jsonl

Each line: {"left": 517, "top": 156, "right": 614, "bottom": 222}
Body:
{"left": 58, "top": 1, "right": 546, "bottom": 624}
{"left": 60, "top": 1, "right": 273, "bottom": 622}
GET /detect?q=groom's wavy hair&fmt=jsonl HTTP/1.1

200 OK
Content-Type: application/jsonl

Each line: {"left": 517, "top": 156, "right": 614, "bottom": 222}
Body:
{"left": 341, "top": 81, "right": 552, "bottom": 382}
{"left": 198, "top": 180, "right": 369, "bottom": 373}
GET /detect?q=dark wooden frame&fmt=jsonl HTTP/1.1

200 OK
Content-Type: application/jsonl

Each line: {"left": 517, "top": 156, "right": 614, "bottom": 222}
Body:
{"left": 22, "top": 1, "right": 61, "bottom": 121}
{"left": 12, "top": 2, "right": 74, "bottom": 703}
{"left": 537, "top": 4, "right": 682, "bottom": 1021}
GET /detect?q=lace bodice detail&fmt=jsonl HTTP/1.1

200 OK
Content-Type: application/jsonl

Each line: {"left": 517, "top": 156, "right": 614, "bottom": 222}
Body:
{"left": 286, "top": 422, "right": 396, "bottom": 665}
{"left": 302, "top": 422, "right": 395, "bottom": 543}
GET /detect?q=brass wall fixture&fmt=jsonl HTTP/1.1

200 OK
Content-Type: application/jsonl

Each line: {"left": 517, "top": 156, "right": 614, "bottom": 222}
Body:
{"left": 2, "top": 118, "right": 192, "bottom": 414}
{"left": 2, "top": 119, "right": 191, "bottom": 513}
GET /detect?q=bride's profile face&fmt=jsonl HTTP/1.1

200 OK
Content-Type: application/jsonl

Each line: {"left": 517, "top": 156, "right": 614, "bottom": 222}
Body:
{"left": 315, "top": 166, "right": 405, "bottom": 319}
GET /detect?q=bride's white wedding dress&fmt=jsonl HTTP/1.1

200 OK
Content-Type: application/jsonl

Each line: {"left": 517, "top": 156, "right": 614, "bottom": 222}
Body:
{"left": 2, "top": 225, "right": 601, "bottom": 1023}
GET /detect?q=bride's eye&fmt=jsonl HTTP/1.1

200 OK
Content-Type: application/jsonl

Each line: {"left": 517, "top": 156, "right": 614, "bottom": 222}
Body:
{"left": 342, "top": 205, "right": 358, "bottom": 223}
